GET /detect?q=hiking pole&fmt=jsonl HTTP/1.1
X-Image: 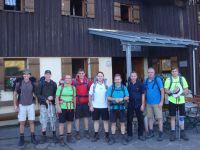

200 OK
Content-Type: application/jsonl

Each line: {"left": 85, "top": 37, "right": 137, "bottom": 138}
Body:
{"left": 175, "top": 97, "right": 181, "bottom": 141}
{"left": 48, "top": 102, "right": 54, "bottom": 131}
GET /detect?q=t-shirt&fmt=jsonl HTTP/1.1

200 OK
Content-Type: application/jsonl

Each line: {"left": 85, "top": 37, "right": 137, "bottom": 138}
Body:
{"left": 89, "top": 83, "right": 108, "bottom": 108}
{"left": 56, "top": 85, "right": 76, "bottom": 109}
{"left": 144, "top": 77, "right": 163, "bottom": 105}
{"left": 128, "top": 80, "right": 145, "bottom": 108}
{"left": 15, "top": 80, "right": 34, "bottom": 106}
{"left": 164, "top": 76, "right": 188, "bottom": 104}
{"left": 106, "top": 84, "right": 129, "bottom": 110}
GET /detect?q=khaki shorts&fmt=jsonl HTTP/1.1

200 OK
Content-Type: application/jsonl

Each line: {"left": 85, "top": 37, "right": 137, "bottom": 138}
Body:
{"left": 18, "top": 104, "right": 35, "bottom": 122}
{"left": 40, "top": 104, "right": 57, "bottom": 130}
{"left": 146, "top": 104, "right": 163, "bottom": 119}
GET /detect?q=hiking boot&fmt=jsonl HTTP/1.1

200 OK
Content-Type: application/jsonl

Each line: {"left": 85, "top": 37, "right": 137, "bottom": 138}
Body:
{"left": 180, "top": 130, "right": 189, "bottom": 141}
{"left": 121, "top": 134, "right": 128, "bottom": 145}
{"left": 127, "top": 136, "right": 133, "bottom": 142}
{"left": 108, "top": 134, "right": 116, "bottom": 145}
{"left": 105, "top": 136, "right": 110, "bottom": 143}
{"left": 169, "top": 131, "right": 176, "bottom": 142}
{"left": 18, "top": 135, "right": 25, "bottom": 146}
{"left": 157, "top": 132, "right": 163, "bottom": 141}
{"left": 31, "top": 133, "right": 38, "bottom": 145}
{"left": 146, "top": 130, "right": 154, "bottom": 139}
{"left": 138, "top": 135, "right": 146, "bottom": 141}
{"left": 59, "top": 136, "right": 65, "bottom": 146}
{"left": 84, "top": 130, "right": 90, "bottom": 139}
{"left": 75, "top": 131, "right": 81, "bottom": 140}
{"left": 66, "top": 134, "right": 76, "bottom": 143}
{"left": 40, "top": 135, "right": 47, "bottom": 144}
{"left": 91, "top": 134, "right": 99, "bottom": 142}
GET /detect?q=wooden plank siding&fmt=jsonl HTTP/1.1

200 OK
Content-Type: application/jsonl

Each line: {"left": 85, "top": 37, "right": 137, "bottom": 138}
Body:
{"left": 0, "top": 0, "right": 191, "bottom": 57}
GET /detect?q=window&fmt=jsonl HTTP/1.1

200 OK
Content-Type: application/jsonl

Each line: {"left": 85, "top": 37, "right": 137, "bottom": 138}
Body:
{"left": 114, "top": 2, "right": 140, "bottom": 23}
{"left": 4, "top": 59, "right": 26, "bottom": 90}
{"left": 61, "top": 0, "right": 95, "bottom": 18}
{"left": 0, "top": 0, "right": 34, "bottom": 12}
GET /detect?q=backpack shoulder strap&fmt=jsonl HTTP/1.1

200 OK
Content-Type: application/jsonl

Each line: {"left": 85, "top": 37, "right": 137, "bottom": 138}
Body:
{"left": 122, "top": 84, "right": 125, "bottom": 97}
{"left": 59, "top": 85, "right": 64, "bottom": 100}
{"left": 179, "top": 76, "right": 183, "bottom": 88}
{"left": 110, "top": 84, "right": 115, "bottom": 97}
{"left": 169, "top": 76, "right": 173, "bottom": 90}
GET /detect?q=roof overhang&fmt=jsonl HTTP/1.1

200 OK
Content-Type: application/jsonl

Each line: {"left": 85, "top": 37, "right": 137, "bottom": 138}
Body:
{"left": 89, "top": 28, "right": 200, "bottom": 48}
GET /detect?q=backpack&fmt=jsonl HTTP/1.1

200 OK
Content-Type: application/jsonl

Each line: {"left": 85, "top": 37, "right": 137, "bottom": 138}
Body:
{"left": 12, "top": 76, "right": 36, "bottom": 101}
{"left": 145, "top": 75, "right": 162, "bottom": 90}
{"left": 92, "top": 77, "right": 108, "bottom": 95}
{"left": 73, "top": 78, "right": 90, "bottom": 91}
{"left": 168, "top": 75, "right": 184, "bottom": 90}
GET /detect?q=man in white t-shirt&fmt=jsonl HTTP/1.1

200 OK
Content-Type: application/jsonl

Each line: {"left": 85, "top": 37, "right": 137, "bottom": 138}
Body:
{"left": 89, "top": 72, "right": 110, "bottom": 143}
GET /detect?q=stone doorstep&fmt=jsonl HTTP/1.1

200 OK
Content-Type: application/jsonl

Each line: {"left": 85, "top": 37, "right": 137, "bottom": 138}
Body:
{"left": 0, "top": 117, "right": 40, "bottom": 127}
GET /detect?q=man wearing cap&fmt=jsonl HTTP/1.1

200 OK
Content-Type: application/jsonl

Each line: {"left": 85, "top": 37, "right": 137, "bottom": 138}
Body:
{"left": 37, "top": 70, "right": 57, "bottom": 143}
{"left": 13, "top": 69, "right": 38, "bottom": 146}
{"left": 164, "top": 67, "right": 189, "bottom": 141}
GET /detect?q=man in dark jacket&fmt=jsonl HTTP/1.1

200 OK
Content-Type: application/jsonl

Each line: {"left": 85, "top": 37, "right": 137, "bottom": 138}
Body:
{"left": 37, "top": 70, "right": 57, "bottom": 143}
{"left": 127, "top": 71, "right": 145, "bottom": 141}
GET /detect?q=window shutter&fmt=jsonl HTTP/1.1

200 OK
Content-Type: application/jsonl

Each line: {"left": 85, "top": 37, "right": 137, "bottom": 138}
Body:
{"left": 87, "top": 0, "right": 95, "bottom": 18}
{"left": 198, "top": 11, "right": 200, "bottom": 24}
{"left": 0, "top": 0, "right": 3, "bottom": 10}
{"left": 28, "top": 58, "right": 40, "bottom": 80}
{"left": 129, "top": 6, "right": 133, "bottom": 23}
{"left": 0, "top": 59, "right": 4, "bottom": 90}
{"left": 24, "top": 0, "right": 34, "bottom": 12}
{"left": 132, "top": 5, "right": 140, "bottom": 23}
{"left": 61, "top": 58, "right": 72, "bottom": 77}
{"left": 114, "top": 2, "right": 121, "bottom": 21}
{"left": 90, "top": 58, "right": 99, "bottom": 80}
{"left": 61, "top": 0, "right": 70, "bottom": 16}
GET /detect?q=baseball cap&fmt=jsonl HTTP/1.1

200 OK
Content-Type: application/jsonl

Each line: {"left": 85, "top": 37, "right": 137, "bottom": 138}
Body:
{"left": 45, "top": 70, "right": 51, "bottom": 74}
{"left": 23, "top": 69, "right": 31, "bottom": 75}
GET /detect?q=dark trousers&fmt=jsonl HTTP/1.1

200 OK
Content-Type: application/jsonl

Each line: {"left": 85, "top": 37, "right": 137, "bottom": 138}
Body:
{"left": 127, "top": 107, "right": 144, "bottom": 137}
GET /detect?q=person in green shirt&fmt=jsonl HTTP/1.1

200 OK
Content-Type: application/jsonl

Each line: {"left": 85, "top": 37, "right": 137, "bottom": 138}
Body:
{"left": 164, "top": 67, "right": 189, "bottom": 141}
{"left": 56, "top": 75, "right": 76, "bottom": 145}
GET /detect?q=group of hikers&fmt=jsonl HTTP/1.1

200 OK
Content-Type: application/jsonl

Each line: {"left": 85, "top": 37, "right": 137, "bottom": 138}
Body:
{"left": 13, "top": 66, "right": 189, "bottom": 146}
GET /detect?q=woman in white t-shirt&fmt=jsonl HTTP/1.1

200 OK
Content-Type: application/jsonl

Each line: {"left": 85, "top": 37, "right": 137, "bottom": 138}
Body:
{"left": 89, "top": 72, "right": 110, "bottom": 143}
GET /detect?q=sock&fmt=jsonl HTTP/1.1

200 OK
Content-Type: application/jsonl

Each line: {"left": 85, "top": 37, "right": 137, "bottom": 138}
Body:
{"left": 20, "top": 133, "right": 24, "bottom": 137}
{"left": 42, "top": 131, "right": 46, "bottom": 136}
{"left": 95, "top": 132, "right": 98, "bottom": 136}
{"left": 105, "top": 132, "right": 109, "bottom": 138}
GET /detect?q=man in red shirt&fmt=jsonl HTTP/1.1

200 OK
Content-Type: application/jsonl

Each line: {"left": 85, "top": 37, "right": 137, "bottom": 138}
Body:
{"left": 72, "top": 68, "right": 92, "bottom": 140}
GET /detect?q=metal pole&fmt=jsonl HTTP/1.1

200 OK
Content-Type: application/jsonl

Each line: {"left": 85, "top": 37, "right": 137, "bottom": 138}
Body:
{"left": 125, "top": 44, "right": 132, "bottom": 80}
{"left": 193, "top": 48, "right": 197, "bottom": 96}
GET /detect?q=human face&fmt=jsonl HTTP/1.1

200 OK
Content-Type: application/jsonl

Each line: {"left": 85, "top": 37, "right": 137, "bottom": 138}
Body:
{"left": 45, "top": 73, "right": 51, "bottom": 81}
{"left": 130, "top": 73, "right": 137, "bottom": 83}
{"left": 78, "top": 71, "right": 85, "bottom": 80}
{"left": 97, "top": 73, "right": 104, "bottom": 83}
{"left": 147, "top": 68, "right": 155, "bottom": 79}
{"left": 172, "top": 69, "right": 179, "bottom": 77}
{"left": 114, "top": 76, "right": 122, "bottom": 86}
{"left": 23, "top": 73, "right": 30, "bottom": 81}
{"left": 65, "top": 75, "right": 72, "bottom": 84}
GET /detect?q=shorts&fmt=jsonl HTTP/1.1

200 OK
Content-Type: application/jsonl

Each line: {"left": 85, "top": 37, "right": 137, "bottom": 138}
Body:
{"left": 18, "top": 104, "right": 35, "bottom": 122}
{"left": 110, "top": 109, "right": 126, "bottom": 123}
{"left": 75, "top": 103, "right": 91, "bottom": 119}
{"left": 40, "top": 104, "right": 57, "bottom": 129}
{"left": 58, "top": 109, "right": 74, "bottom": 123}
{"left": 169, "top": 101, "right": 186, "bottom": 116}
{"left": 92, "top": 108, "right": 109, "bottom": 121}
{"left": 146, "top": 104, "right": 163, "bottom": 119}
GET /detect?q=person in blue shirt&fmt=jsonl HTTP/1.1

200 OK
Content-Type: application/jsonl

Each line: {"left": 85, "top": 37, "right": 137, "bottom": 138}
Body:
{"left": 107, "top": 74, "right": 129, "bottom": 145}
{"left": 127, "top": 71, "right": 145, "bottom": 142}
{"left": 144, "top": 67, "right": 164, "bottom": 141}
